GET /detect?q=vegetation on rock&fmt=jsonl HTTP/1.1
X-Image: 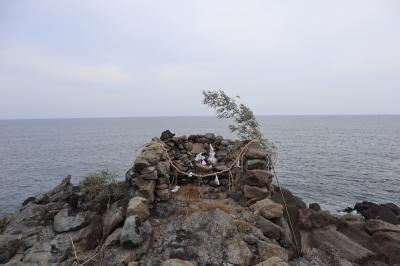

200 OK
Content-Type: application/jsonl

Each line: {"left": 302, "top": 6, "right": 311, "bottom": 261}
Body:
{"left": 202, "top": 90, "right": 270, "bottom": 148}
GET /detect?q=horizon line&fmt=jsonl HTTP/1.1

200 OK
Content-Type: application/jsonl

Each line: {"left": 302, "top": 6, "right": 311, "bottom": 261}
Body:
{"left": 1, "top": 113, "right": 400, "bottom": 121}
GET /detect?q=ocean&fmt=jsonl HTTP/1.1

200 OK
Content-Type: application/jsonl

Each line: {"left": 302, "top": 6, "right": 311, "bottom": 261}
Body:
{"left": 0, "top": 115, "right": 399, "bottom": 216}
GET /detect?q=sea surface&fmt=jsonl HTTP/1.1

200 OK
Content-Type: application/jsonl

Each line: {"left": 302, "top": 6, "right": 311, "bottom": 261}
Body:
{"left": 0, "top": 116, "right": 399, "bottom": 216}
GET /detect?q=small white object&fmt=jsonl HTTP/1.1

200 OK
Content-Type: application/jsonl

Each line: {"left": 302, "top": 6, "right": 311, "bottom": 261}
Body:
{"left": 201, "top": 160, "right": 207, "bottom": 165}
{"left": 208, "top": 144, "right": 217, "bottom": 165}
{"left": 214, "top": 175, "right": 220, "bottom": 186}
{"left": 171, "top": 185, "right": 180, "bottom": 193}
{"left": 237, "top": 160, "right": 241, "bottom": 168}
{"left": 188, "top": 172, "right": 193, "bottom": 177}
{"left": 195, "top": 153, "right": 206, "bottom": 162}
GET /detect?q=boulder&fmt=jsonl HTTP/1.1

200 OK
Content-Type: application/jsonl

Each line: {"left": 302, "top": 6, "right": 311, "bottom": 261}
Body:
{"left": 354, "top": 201, "right": 399, "bottom": 225}
{"left": 161, "top": 259, "right": 195, "bottom": 266}
{"left": 224, "top": 236, "right": 253, "bottom": 265}
{"left": 156, "top": 188, "right": 170, "bottom": 201}
{"left": 156, "top": 161, "right": 170, "bottom": 177}
{"left": 244, "top": 185, "right": 270, "bottom": 201}
{"left": 120, "top": 215, "right": 150, "bottom": 247}
{"left": 372, "top": 231, "right": 400, "bottom": 264}
{"left": 246, "top": 148, "right": 269, "bottom": 160}
{"left": 0, "top": 234, "right": 22, "bottom": 264}
{"left": 254, "top": 256, "right": 289, "bottom": 266}
{"left": 365, "top": 219, "right": 400, "bottom": 234}
{"left": 160, "top": 130, "right": 175, "bottom": 141}
{"left": 257, "top": 240, "right": 288, "bottom": 262}
{"left": 74, "top": 214, "right": 103, "bottom": 250}
{"left": 250, "top": 198, "right": 284, "bottom": 219}
{"left": 138, "top": 166, "right": 158, "bottom": 180}
{"left": 53, "top": 208, "right": 88, "bottom": 233}
{"left": 305, "top": 228, "right": 376, "bottom": 263}
{"left": 255, "top": 215, "right": 281, "bottom": 240}
{"left": 309, "top": 203, "right": 321, "bottom": 211}
{"left": 243, "top": 170, "right": 273, "bottom": 187}
{"left": 132, "top": 178, "right": 156, "bottom": 202}
{"left": 247, "top": 159, "right": 267, "bottom": 170}
{"left": 105, "top": 227, "right": 122, "bottom": 247}
{"left": 204, "top": 133, "right": 216, "bottom": 142}
{"left": 103, "top": 202, "right": 125, "bottom": 237}
{"left": 127, "top": 196, "right": 150, "bottom": 220}
{"left": 298, "top": 208, "right": 342, "bottom": 230}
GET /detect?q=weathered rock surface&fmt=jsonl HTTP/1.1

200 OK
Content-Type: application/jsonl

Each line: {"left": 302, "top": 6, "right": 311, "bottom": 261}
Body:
{"left": 127, "top": 196, "right": 150, "bottom": 220}
{"left": 53, "top": 208, "right": 89, "bottom": 233}
{"left": 1, "top": 132, "right": 398, "bottom": 266}
{"left": 251, "top": 198, "right": 284, "bottom": 219}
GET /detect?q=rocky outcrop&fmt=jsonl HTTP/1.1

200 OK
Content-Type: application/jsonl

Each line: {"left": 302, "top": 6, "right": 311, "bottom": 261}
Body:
{"left": 0, "top": 131, "right": 398, "bottom": 266}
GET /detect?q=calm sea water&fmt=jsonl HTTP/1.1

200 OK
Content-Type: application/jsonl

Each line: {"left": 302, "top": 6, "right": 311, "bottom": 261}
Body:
{"left": 0, "top": 116, "right": 399, "bottom": 216}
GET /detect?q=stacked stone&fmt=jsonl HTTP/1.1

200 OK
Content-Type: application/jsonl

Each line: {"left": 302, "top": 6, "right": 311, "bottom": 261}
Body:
{"left": 241, "top": 147, "right": 274, "bottom": 204}
{"left": 126, "top": 141, "right": 171, "bottom": 202}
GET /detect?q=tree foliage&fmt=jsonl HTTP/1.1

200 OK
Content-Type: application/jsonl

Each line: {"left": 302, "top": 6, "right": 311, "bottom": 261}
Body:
{"left": 203, "top": 90, "right": 270, "bottom": 148}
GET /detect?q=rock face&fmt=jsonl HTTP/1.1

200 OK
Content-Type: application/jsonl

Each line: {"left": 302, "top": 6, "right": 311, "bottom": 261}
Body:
{"left": 53, "top": 208, "right": 88, "bottom": 233}
{"left": 1, "top": 131, "right": 398, "bottom": 266}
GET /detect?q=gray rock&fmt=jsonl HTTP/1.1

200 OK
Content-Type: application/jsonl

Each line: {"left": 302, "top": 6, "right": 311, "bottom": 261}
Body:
{"left": 156, "top": 161, "right": 170, "bottom": 177}
{"left": 247, "top": 159, "right": 267, "bottom": 170}
{"left": 0, "top": 234, "right": 22, "bottom": 264}
{"left": 254, "top": 257, "right": 289, "bottom": 266}
{"left": 243, "top": 185, "right": 269, "bottom": 201}
{"left": 250, "top": 198, "right": 284, "bottom": 219}
{"left": 161, "top": 258, "right": 195, "bottom": 266}
{"left": 132, "top": 178, "right": 156, "bottom": 202}
{"left": 304, "top": 228, "right": 376, "bottom": 263}
{"left": 257, "top": 240, "right": 289, "bottom": 262}
{"left": 156, "top": 188, "right": 170, "bottom": 201}
{"left": 204, "top": 133, "right": 216, "bottom": 141}
{"left": 103, "top": 202, "right": 125, "bottom": 237}
{"left": 365, "top": 219, "right": 400, "bottom": 234}
{"left": 120, "top": 215, "right": 150, "bottom": 247}
{"left": 138, "top": 166, "right": 158, "bottom": 180}
{"left": 105, "top": 227, "right": 122, "bottom": 247}
{"left": 127, "top": 196, "right": 150, "bottom": 220}
{"left": 53, "top": 208, "right": 88, "bottom": 233}
{"left": 22, "top": 233, "right": 72, "bottom": 264}
{"left": 255, "top": 215, "right": 281, "bottom": 240}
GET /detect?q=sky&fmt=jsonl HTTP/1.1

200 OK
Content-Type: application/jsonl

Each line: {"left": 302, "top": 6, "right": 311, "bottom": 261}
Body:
{"left": 0, "top": 0, "right": 399, "bottom": 119}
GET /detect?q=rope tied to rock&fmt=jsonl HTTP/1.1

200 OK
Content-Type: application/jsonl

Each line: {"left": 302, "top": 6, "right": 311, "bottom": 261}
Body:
{"left": 152, "top": 139, "right": 257, "bottom": 180}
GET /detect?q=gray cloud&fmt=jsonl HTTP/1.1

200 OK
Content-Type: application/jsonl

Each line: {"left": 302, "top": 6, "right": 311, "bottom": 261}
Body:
{"left": 0, "top": 0, "right": 399, "bottom": 118}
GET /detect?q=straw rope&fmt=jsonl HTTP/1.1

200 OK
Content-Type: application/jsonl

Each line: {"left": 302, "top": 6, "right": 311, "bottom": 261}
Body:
{"left": 152, "top": 139, "right": 257, "bottom": 179}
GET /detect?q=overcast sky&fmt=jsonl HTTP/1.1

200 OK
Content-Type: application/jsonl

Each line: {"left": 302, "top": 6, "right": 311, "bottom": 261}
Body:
{"left": 1, "top": 0, "right": 399, "bottom": 119}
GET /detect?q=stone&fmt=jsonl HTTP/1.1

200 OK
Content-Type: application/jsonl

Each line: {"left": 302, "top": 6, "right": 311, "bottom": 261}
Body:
{"left": 156, "top": 188, "right": 170, "bottom": 201}
{"left": 225, "top": 236, "right": 252, "bottom": 265}
{"left": 120, "top": 215, "right": 150, "bottom": 247}
{"left": 101, "top": 246, "right": 136, "bottom": 266}
{"left": 0, "top": 234, "right": 22, "bottom": 264}
{"left": 254, "top": 256, "right": 289, "bottom": 266}
{"left": 132, "top": 178, "right": 156, "bottom": 202}
{"left": 247, "top": 159, "right": 267, "bottom": 170}
{"left": 195, "top": 162, "right": 210, "bottom": 172}
{"left": 161, "top": 259, "right": 195, "bottom": 266}
{"left": 22, "top": 233, "right": 72, "bottom": 264}
{"left": 309, "top": 203, "right": 321, "bottom": 211}
{"left": 250, "top": 198, "right": 284, "bottom": 219}
{"left": 258, "top": 240, "right": 289, "bottom": 262}
{"left": 127, "top": 196, "right": 150, "bottom": 220}
{"left": 365, "top": 219, "right": 400, "bottom": 234}
{"left": 354, "top": 201, "right": 399, "bottom": 225}
{"left": 204, "top": 133, "right": 216, "bottom": 141}
{"left": 372, "top": 231, "right": 400, "bottom": 264}
{"left": 105, "top": 227, "right": 122, "bottom": 247}
{"left": 103, "top": 202, "right": 125, "bottom": 237}
{"left": 53, "top": 208, "right": 88, "bottom": 233}
{"left": 156, "top": 161, "right": 170, "bottom": 177}
{"left": 243, "top": 234, "right": 258, "bottom": 245}
{"left": 305, "top": 228, "right": 376, "bottom": 263}
{"left": 243, "top": 170, "right": 273, "bottom": 187}
{"left": 138, "top": 166, "right": 158, "bottom": 179}
{"left": 75, "top": 214, "right": 103, "bottom": 250}
{"left": 191, "top": 143, "right": 206, "bottom": 154}
{"left": 160, "top": 130, "right": 175, "bottom": 140}
{"left": 255, "top": 215, "right": 281, "bottom": 240}
{"left": 298, "top": 208, "right": 342, "bottom": 230}
{"left": 183, "top": 142, "right": 193, "bottom": 151}
{"left": 243, "top": 185, "right": 269, "bottom": 201}
{"left": 246, "top": 148, "right": 269, "bottom": 160}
